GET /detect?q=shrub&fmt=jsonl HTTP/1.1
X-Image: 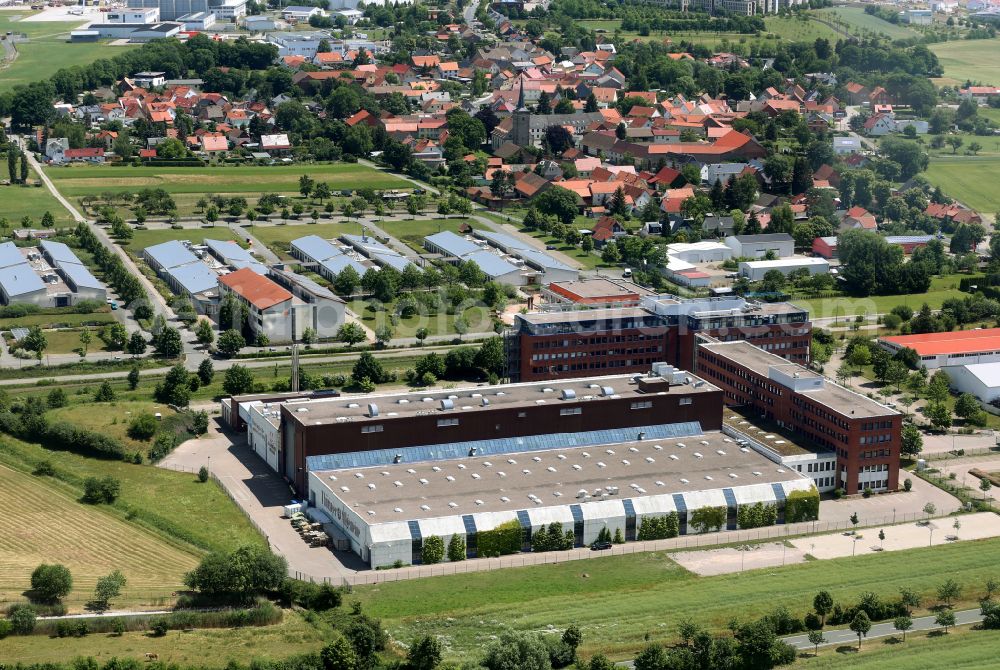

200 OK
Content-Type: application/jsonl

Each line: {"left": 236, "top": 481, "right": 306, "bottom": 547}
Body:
{"left": 111, "top": 618, "right": 126, "bottom": 636}
{"left": 127, "top": 413, "right": 158, "bottom": 440}
{"left": 0, "top": 619, "right": 11, "bottom": 639}
{"left": 81, "top": 476, "right": 120, "bottom": 504}
{"left": 737, "top": 502, "right": 778, "bottom": 529}
{"left": 690, "top": 506, "right": 727, "bottom": 533}
{"left": 477, "top": 519, "right": 522, "bottom": 557}
{"left": 637, "top": 512, "right": 679, "bottom": 540}
{"left": 786, "top": 487, "right": 820, "bottom": 523}
{"left": 422, "top": 535, "right": 445, "bottom": 564}
{"left": 447, "top": 534, "right": 466, "bottom": 562}
{"left": 32, "top": 460, "right": 55, "bottom": 477}
{"left": 150, "top": 619, "right": 168, "bottom": 636}
{"left": 8, "top": 604, "right": 35, "bottom": 634}
{"left": 198, "top": 466, "right": 209, "bottom": 483}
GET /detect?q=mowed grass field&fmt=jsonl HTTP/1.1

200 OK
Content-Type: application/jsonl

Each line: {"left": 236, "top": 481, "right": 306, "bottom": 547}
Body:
{"left": 0, "top": 431, "right": 264, "bottom": 560}
{"left": 796, "top": 626, "right": 1000, "bottom": 668}
{"left": 0, "top": 14, "right": 135, "bottom": 95}
{"left": 250, "top": 221, "right": 365, "bottom": 258}
{"left": 0, "top": 162, "right": 74, "bottom": 227}
{"left": 929, "top": 38, "right": 1000, "bottom": 86}
{"left": 378, "top": 218, "right": 472, "bottom": 253}
{"left": 46, "top": 163, "right": 410, "bottom": 197}
{"left": 790, "top": 274, "right": 969, "bottom": 318}
{"left": 0, "top": 461, "right": 197, "bottom": 611}
{"left": 49, "top": 401, "right": 175, "bottom": 452}
{"left": 923, "top": 155, "right": 1000, "bottom": 213}
{"left": 0, "top": 608, "right": 328, "bottom": 666}
{"left": 352, "top": 536, "right": 1000, "bottom": 661}
{"left": 0, "top": 311, "right": 116, "bottom": 330}
{"left": 815, "top": 7, "right": 919, "bottom": 40}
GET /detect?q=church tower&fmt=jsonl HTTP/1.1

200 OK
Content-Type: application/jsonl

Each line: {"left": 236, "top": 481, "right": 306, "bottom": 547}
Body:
{"left": 512, "top": 81, "right": 531, "bottom": 147}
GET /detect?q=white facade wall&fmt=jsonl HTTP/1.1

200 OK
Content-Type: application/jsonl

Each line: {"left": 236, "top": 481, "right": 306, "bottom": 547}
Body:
{"left": 739, "top": 258, "right": 829, "bottom": 281}
{"left": 579, "top": 499, "right": 626, "bottom": 544}
{"left": 944, "top": 364, "right": 1000, "bottom": 403}
{"left": 418, "top": 516, "right": 467, "bottom": 562}
{"left": 247, "top": 402, "right": 281, "bottom": 471}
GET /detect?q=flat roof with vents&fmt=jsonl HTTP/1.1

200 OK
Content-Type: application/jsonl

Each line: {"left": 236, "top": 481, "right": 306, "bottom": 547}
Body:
{"left": 285, "top": 371, "right": 718, "bottom": 426}
{"left": 310, "top": 430, "right": 807, "bottom": 521}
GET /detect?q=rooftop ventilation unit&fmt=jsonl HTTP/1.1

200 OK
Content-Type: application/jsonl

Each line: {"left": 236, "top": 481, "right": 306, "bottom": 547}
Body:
{"left": 677, "top": 443, "right": 686, "bottom": 448}
{"left": 420, "top": 504, "right": 430, "bottom": 511}
{"left": 542, "top": 387, "right": 554, "bottom": 393}
{"left": 296, "top": 407, "right": 308, "bottom": 413}
{"left": 717, "top": 450, "right": 726, "bottom": 456}
{"left": 561, "top": 389, "right": 577, "bottom": 400}
{"left": 431, "top": 466, "right": 441, "bottom": 472}
{"left": 532, "top": 456, "right": 541, "bottom": 462}
{"left": 577, "top": 490, "right": 587, "bottom": 499}
{"left": 440, "top": 398, "right": 454, "bottom": 410}
{"left": 483, "top": 461, "right": 492, "bottom": 467}
{"left": 655, "top": 480, "right": 665, "bottom": 487}
{"left": 557, "top": 454, "right": 567, "bottom": 460}
{"left": 448, "top": 502, "right": 458, "bottom": 508}
{"left": 354, "top": 473, "right": 364, "bottom": 479}
{"left": 475, "top": 499, "right": 484, "bottom": 506}
{"left": 398, "top": 398, "right": 409, "bottom": 404}
{"left": 621, "top": 459, "right": 630, "bottom": 466}
{"left": 347, "top": 403, "right": 359, "bottom": 409}
{"left": 393, "top": 454, "right": 402, "bottom": 464}
{"left": 367, "top": 483, "right": 376, "bottom": 490}
{"left": 394, "top": 507, "right": 403, "bottom": 513}
{"left": 653, "top": 444, "right": 663, "bottom": 451}
{"left": 606, "top": 449, "right": 615, "bottom": 455}
{"left": 340, "top": 486, "right": 350, "bottom": 492}
{"left": 446, "top": 475, "right": 455, "bottom": 482}
{"left": 629, "top": 447, "right": 639, "bottom": 453}
{"left": 393, "top": 481, "right": 403, "bottom": 487}
{"left": 471, "top": 473, "right": 481, "bottom": 479}
{"left": 507, "top": 458, "right": 517, "bottom": 464}
{"left": 597, "top": 461, "right": 606, "bottom": 468}
{"left": 589, "top": 383, "right": 601, "bottom": 389}
{"left": 553, "top": 491, "right": 562, "bottom": 497}
{"left": 406, "top": 468, "right": 416, "bottom": 474}
{"left": 729, "top": 473, "right": 738, "bottom": 479}
{"left": 669, "top": 454, "right": 679, "bottom": 460}
{"left": 600, "top": 386, "right": 615, "bottom": 397}
{"left": 457, "top": 464, "right": 466, "bottom": 470}
{"left": 496, "top": 391, "right": 506, "bottom": 396}
{"left": 704, "top": 475, "right": 713, "bottom": 481}
{"left": 522, "top": 469, "right": 531, "bottom": 475}
{"left": 582, "top": 451, "right": 591, "bottom": 458}
{"left": 680, "top": 478, "right": 689, "bottom": 484}
{"left": 481, "top": 397, "right": 490, "bottom": 406}
{"left": 498, "top": 471, "right": 506, "bottom": 478}
{"left": 547, "top": 466, "right": 556, "bottom": 473}
{"left": 693, "top": 452, "right": 703, "bottom": 459}
{"left": 471, "top": 393, "right": 482, "bottom": 398}
{"left": 500, "top": 496, "right": 510, "bottom": 503}
{"left": 752, "top": 471, "right": 762, "bottom": 476}
{"left": 572, "top": 464, "right": 582, "bottom": 470}
{"left": 448, "top": 395, "right": 458, "bottom": 399}
{"left": 422, "top": 397, "right": 434, "bottom": 403}
{"left": 646, "top": 457, "right": 655, "bottom": 463}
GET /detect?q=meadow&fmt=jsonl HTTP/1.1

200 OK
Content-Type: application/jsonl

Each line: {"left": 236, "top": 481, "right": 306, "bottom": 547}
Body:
{"left": 790, "top": 274, "right": 971, "bottom": 319}
{"left": 0, "top": 14, "right": 135, "bottom": 95}
{"left": 351, "top": 536, "right": 1000, "bottom": 661}
{"left": 923, "top": 155, "right": 1000, "bottom": 214}
{"left": 815, "top": 7, "right": 919, "bottom": 40}
{"left": 0, "top": 162, "right": 74, "bottom": 227}
{"left": 0, "top": 461, "right": 197, "bottom": 612}
{"left": 0, "top": 608, "right": 328, "bottom": 665}
{"left": 929, "top": 38, "right": 1000, "bottom": 87}
{"left": 796, "top": 626, "right": 1000, "bottom": 668}
{"left": 249, "top": 221, "right": 365, "bottom": 258}
{"left": 349, "top": 298, "right": 495, "bottom": 338}
{"left": 46, "top": 163, "right": 409, "bottom": 198}
{"left": 0, "top": 310, "right": 115, "bottom": 330}
{"left": 377, "top": 218, "right": 473, "bottom": 253}
{"left": 125, "top": 226, "right": 246, "bottom": 254}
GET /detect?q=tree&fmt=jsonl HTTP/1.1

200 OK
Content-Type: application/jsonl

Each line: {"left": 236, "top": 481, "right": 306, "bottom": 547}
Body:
{"left": 535, "top": 188, "right": 582, "bottom": 226}
{"left": 223, "top": 365, "right": 255, "bottom": 395}
{"left": 807, "top": 630, "right": 825, "bottom": 656}
{"left": 8, "top": 604, "right": 35, "bottom": 635}
{"left": 22, "top": 326, "right": 47, "bottom": 361}
{"left": 955, "top": 392, "right": 981, "bottom": 420}
{"left": 422, "top": 535, "right": 444, "bottom": 564}
{"left": 925, "top": 401, "right": 952, "bottom": 431}
{"left": 334, "top": 266, "right": 361, "bottom": 296}
{"left": 936, "top": 609, "right": 956, "bottom": 633}
{"left": 154, "top": 326, "right": 182, "bottom": 358}
{"left": 901, "top": 424, "right": 923, "bottom": 458}
{"left": 981, "top": 477, "right": 992, "bottom": 501}
{"left": 90, "top": 570, "right": 127, "bottom": 613}
{"left": 415, "top": 327, "right": 429, "bottom": 345}
{"left": 94, "top": 380, "right": 116, "bottom": 402}
{"left": 126, "top": 331, "right": 147, "bottom": 356}
{"left": 127, "top": 365, "right": 141, "bottom": 390}
{"left": 184, "top": 545, "right": 286, "bottom": 597}
{"left": 345, "top": 614, "right": 387, "bottom": 669}
{"left": 447, "top": 534, "right": 466, "bottom": 562}
{"left": 849, "top": 611, "right": 871, "bottom": 649}
{"left": 196, "top": 319, "right": 215, "bottom": 346}
{"left": 217, "top": 329, "right": 246, "bottom": 357}
{"left": 900, "top": 587, "right": 921, "bottom": 615}
{"left": 813, "top": 590, "right": 833, "bottom": 627}
{"left": 587, "top": 654, "right": 614, "bottom": 670}
{"left": 321, "top": 636, "right": 358, "bottom": 670}
{"left": 947, "top": 136, "right": 964, "bottom": 154}
{"left": 197, "top": 358, "right": 215, "bottom": 386}
{"left": 407, "top": 635, "right": 442, "bottom": 670}
{"left": 30, "top": 564, "right": 73, "bottom": 603}
{"left": 893, "top": 615, "right": 912, "bottom": 641}
{"left": 352, "top": 352, "right": 386, "bottom": 386}
{"left": 47, "top": 387, "right": 67, "bottom": 408}
{"left": 544, "top": 125, "right": 574, "bottom": 155}
{"left": 937, "top": 578, "right": 961, "bottom": 607}
{"left": 337, "top": 322, "right": 367, "bottom": 348}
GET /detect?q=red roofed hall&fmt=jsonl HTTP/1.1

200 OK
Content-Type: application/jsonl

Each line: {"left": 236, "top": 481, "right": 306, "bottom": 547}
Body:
{"left": 878, "top": 328, "right": 1000, "bottom": 369}
{"left": 218, "top": 267, "right": 304, "bottom": 343}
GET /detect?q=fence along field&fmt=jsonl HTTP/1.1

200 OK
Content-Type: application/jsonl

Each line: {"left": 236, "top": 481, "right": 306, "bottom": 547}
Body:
{"left": 0, "top": 463, "right": 198, "bottom": 611}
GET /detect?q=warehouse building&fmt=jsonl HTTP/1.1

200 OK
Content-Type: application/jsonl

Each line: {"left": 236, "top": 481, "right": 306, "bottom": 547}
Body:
{"left": 142, "top": 240, "right": 219, "bottom": 309}
{"left": 739, "top": 257, "right": 829, "bottom": 281}
{"left": 268, "top": 267, "right": 346, "bottom": 337}
{"left": 665, "top": 241, "right": 733, "bottom": 264}
{"left": 232, "top": 368, "right": 724, "bottom": 492}
{"left": 541, "top": 277, "right": 655, "bottom": 308}
{"left": 0, "top": 265, "right": 48, "bottom": 306}
{"left": 290, "top": 235, "right": 371, "bottom": 283}
{"left": 696, "top": 339, "right": 900, "bottom": 494}
{"left": 205, "top": 239, "right": 267, "bottom": 275}
{"left": 423, "top": 231, "right": 527, "bottom": 285}
{"left": 341, "top": 234, "right": 416, "bottom": 272}
{"left": 507, "top": 294, "right": 811, "bottom": 382}
{"left": 471, "top": 229, "right": 580, "bottom": 284}
{"left": 308, "top": 429, "right": 815, "bottom": 567}
{"left": 943, "top": 362, "right": 1000, "bottom": 404}
{"left": 0, "top": 241, "right": 105, "bottom": 307}
{"left": 724, "top": 233, "right": 794, "bottom": 259}
{"left": 878, "top": 328, "right": 1000, "bottom": 370}
{"left": 39, "top": 240, "right": 107, "bottom": 304}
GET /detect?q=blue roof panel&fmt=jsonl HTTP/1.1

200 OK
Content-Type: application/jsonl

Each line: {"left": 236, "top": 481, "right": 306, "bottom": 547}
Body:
{"left": 291, "top": 235, "right": 342, "bottom": 263}
{"left": 0, "top": 242, "right": 25, "bottom": 269}
{"left": 39, "top": 240, "right": 81, "bottom": 266}
{"left": 144, "top": 240, "right": 198, "bottom": 270}
{"left": 464, "top": 249, "right": 520, "bottom": 278}
{"left": 168, "top": 262, "right": 218, "bottom": 294}
{"left": 321, "top": 255, "right": 368, "bottom": 277}
{"left": 424, "top": 231, "right": 480, "bottom": 258}
{"left": 372, "top": 252, "right": 412, "bottom": 272}
{"left": 59, "top": 262, "right": 104, "bottom": 290}
{"left": 515, "top": 247, "right": 575, "bottom": 272}
{"left": 0, "top": 263, "right": 46, "bottom": 297}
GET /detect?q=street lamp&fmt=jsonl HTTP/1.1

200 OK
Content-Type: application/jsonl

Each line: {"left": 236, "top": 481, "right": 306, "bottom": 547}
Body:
{"left": 207, "top": 455, "right": 211, "bottom": 476}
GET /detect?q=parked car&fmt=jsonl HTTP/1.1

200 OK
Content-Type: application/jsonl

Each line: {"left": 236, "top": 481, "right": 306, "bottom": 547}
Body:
{"left": 590, "top": 540, "right": 612, "bottom": 551}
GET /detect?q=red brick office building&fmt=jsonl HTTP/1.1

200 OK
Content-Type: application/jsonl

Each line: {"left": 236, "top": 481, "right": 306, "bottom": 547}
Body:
{"left": 506, "top": 295, "right": 811, "bottom": 383}
{"left": 696, "top": 340, "right": 901, "bottom": 494}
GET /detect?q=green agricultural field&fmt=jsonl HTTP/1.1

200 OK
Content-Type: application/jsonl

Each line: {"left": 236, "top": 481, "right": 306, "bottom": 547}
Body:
{"left": 46, "top": 163, "right": 410, "bottom": 198}
{"left": 762, "top": 15, "right": 841, "bottom": 43}
{"left": 0, "top": 460, "right": 198, "bottom": 612}
{"left": 797, "top": 626, "right": 1000, "bottom": 668}
{"left": 378, "top": 218, "right": 473, "bottom": 253}
{"left": 125, "top": 226, "right": 245, "bottom": 254}
{"left": 923, "top": 155, "right": 1000, "bottom": 213}
{"left": 352, "top": 537, "right": 1000, "bottom": 661}
{"left": 930, "top": 38, "right": 1000, "bottom": 86}
{"left": 0, "top": 432, "right": 264, "bottom": 560}
{"left": 249, "top": 221, "right": 365, "bottom": 258}
{"left": 0, "top": 162, "right": 73, "bottom": 227}
{"left": 815, "top": 7, "right": 919, "bottom": 40}
{"left": 0, "top": 608, "right": 328, "bottom": 666}
{"left": 49, "top": 401, "right": 177, "bottom": 452}
{"left": 0, "top": 14, "right": 136, "bottom": 95}
{"left": 790, "top": 274, "right": 969, "bottom": 319}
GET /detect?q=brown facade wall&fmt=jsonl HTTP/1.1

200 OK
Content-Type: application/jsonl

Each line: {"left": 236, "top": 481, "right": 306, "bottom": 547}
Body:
{"left": 285, "top": 388, "right": 723, "bottom": 491}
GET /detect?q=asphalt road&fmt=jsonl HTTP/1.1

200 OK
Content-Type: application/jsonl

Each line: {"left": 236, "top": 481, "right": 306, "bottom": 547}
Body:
{"left": 784, "top": 607, "right": 982, "bottom": 650}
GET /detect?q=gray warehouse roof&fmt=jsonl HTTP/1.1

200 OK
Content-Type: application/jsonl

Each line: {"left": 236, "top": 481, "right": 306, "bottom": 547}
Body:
{"left": 0, "top": 242, "right": 25, "bottom": 270}
{"left": 474, "top": 229, "right": 575, "bottom": 272}
{"left": 321, "top": 255, "right": 368, "bottom": 277}
{"left": 144, "top": 240, "right": 198, "bottom": 270}
{"left": 424, "top": 231, "right": 480, "bottom": 258}
{"left": 204, "top": 239, "right": 267, "bottom": 275}
{"left": 59, "top": 262, "right": 104, "bottom": 291}
{"left": 169, "top": 262, "right": 218, "bottom": 295}
{"left": 0, "top": 263, "right": 46, "bottom": 297}
{"left": 39, "top": 240, "right": 81, "bottom": 266}
{"left": 465, "top": 250, "right": 521, "bottom": 278}
{"left": 291, "top": 235, "right": 342, "bottom": 263}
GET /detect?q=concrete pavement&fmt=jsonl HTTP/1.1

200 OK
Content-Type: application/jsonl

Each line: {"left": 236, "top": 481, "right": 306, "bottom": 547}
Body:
{"left": 784, "top": 607, "right": 982, "bottom": 650}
